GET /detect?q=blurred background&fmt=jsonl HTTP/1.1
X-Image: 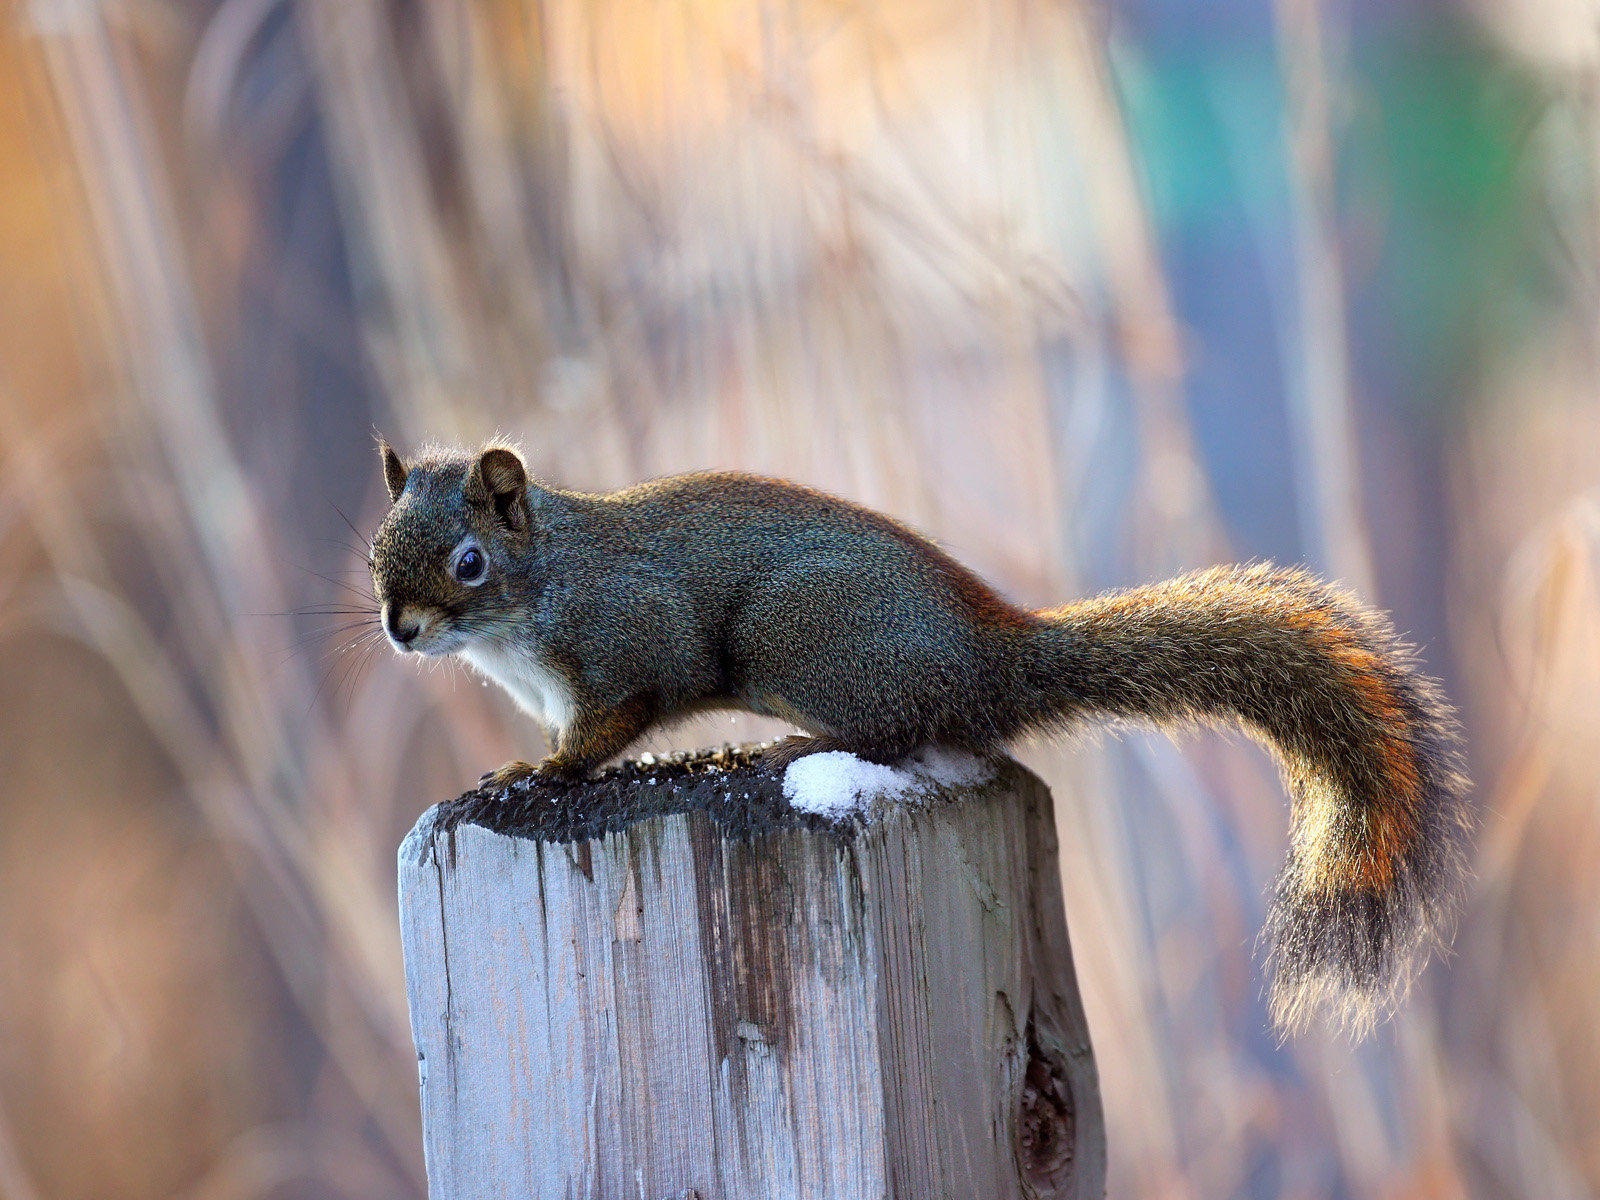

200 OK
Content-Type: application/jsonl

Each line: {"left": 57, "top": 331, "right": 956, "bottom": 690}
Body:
{"left": 0, "top": 0, "right": 1596, "bottom": 1196}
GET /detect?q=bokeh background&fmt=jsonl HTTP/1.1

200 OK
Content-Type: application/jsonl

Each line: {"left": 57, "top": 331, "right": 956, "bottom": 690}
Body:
{"left": 1, "top": 0, "right": 1597, "bottom": 1196}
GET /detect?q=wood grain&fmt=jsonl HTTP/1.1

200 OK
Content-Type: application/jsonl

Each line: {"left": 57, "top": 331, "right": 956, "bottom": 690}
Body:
{"left": 399, "top": 751, "right": 1104, "bottom": 1199}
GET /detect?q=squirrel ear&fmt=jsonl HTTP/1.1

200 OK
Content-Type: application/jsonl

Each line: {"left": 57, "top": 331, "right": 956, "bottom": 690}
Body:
{"left": 470, "top": 445, "right": 529, "bottom": 531}
{"left": 379, "top": 438, "right": 409, "bottom": 503}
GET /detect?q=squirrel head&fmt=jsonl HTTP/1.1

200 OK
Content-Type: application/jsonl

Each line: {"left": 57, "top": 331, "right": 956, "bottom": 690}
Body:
{"left": 369, "top": 439, "right": 537, "bottom": 655}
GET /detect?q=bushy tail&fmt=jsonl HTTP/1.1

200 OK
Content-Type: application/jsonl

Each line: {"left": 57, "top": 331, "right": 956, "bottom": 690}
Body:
{"left": 1022, "top": 564, "right": 1471, "bottom": 1035}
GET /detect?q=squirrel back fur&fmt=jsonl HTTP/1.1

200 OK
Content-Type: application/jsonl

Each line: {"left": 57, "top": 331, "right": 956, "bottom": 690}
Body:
{"left": 371, "top": 440, "right": 1471, "bottom": 1036}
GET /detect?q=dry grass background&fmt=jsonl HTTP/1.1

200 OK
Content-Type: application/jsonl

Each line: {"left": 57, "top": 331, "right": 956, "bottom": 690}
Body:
{"left": 0, "top": 0, "right": 1597, "bottom": 1196}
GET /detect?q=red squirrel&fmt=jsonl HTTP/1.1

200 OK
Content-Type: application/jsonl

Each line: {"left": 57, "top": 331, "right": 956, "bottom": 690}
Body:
{"left": 370, "top": 439, "right": 1470, "bottom": 1035}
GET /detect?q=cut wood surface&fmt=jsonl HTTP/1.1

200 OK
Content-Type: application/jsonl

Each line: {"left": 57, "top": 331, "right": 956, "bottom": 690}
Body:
{"left": 398, "top": 746, "right": 1104, "bottom": 1199}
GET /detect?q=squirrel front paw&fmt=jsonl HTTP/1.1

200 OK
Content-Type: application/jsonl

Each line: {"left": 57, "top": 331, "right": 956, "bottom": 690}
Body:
{"left": 477, "top": 755, "right": 594, "bottom": 791}
{"left": 479, "top": 759, "right": 541, "bottom": 791}
{"left": 533, "top": 752, "right": 591, "bottom": 780}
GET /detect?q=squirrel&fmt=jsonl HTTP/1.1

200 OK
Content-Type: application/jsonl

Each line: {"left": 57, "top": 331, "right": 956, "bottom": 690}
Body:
{"left": 370, "top": 438, "right": 1470, "bottom": 1036}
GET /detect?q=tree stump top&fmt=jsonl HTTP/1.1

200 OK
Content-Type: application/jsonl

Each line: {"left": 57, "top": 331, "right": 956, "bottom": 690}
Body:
{"left": 420, "top": 743, "right": 1019, "bottom": 849}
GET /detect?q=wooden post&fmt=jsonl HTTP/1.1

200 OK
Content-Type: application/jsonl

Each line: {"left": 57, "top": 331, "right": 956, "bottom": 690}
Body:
{"left": 398, "top": 747, "right": 1105, "bottom": 1199}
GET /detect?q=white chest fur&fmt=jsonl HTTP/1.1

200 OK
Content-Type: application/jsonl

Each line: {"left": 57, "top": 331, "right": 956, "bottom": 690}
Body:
{"left": 458, "top": 641, "right": 577, "bottom": 738}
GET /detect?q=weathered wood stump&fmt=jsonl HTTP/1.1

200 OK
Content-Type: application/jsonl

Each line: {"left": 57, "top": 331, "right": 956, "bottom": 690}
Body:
{"left": 398, "top": 746, "right": 1105, "bottom": 1199}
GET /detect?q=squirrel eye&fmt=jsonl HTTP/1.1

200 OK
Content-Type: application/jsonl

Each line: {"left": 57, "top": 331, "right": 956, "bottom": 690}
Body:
{"left": 453, "top": 545, "right": 487, "bottom": 585}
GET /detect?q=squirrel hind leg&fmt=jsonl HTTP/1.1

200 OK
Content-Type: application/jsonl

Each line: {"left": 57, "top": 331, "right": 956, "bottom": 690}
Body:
{"left": 762, "top": 734, "right": 854, "bottom": 769}
{"left": 762, "top": 733, "right": 924, "bottom": 770}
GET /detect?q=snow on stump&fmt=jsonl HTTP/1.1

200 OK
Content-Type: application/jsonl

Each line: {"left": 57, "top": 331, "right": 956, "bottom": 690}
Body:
{"left": 398, "top": 745, "right": 1105, "bottom": 1200}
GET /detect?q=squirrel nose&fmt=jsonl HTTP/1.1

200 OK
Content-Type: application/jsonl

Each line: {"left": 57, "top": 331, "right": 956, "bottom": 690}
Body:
{"left": 384, "top": 603, "right": 420, "bottom": 648}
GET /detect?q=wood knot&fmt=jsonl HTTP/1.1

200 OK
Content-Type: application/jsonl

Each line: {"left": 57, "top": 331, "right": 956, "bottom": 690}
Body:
{"left": 1017, "top": 1023, "right": 1076, "bottom": 1192}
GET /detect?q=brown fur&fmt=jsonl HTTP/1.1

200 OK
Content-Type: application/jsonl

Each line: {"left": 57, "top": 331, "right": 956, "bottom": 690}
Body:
{"left": 371, "top": 444, "right": 1471, "bottom": 1036}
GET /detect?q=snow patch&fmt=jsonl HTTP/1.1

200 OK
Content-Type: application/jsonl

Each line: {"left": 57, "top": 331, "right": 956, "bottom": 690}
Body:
{"left": 911, "top": 747, "right": 994, "bottom": 791}
{"left": 781, "top": 748, "right": 995, "bottom": 819}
